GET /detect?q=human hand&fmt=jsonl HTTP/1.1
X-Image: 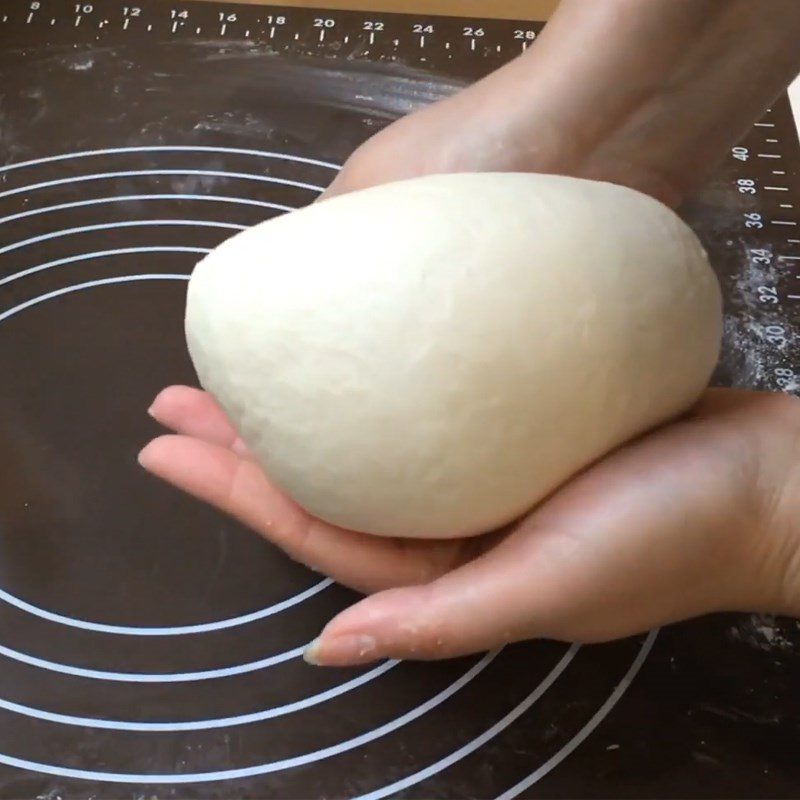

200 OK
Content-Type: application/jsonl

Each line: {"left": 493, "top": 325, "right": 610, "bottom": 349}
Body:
{"left": 139, "top": 386, "right": 800, "bottom": 667}
{"left": 324, "top": 0, "right": 800, "bottom": 207}
{"left": 137, "top": 0, "right": 800, "bottom": 669}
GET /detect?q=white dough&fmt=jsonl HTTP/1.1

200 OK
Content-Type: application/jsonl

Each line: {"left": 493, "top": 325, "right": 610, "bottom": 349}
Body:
{"left": 185, "top": 173, "right": 722, "bottom": 539}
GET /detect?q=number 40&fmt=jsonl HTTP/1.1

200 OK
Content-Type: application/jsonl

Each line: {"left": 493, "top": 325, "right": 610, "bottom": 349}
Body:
{"left": 732, "top": 146, "right": 749, "bottom": 162}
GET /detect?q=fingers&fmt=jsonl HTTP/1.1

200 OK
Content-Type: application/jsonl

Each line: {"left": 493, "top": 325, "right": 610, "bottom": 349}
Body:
{"left": 304, "top": 401, "right": 765, "bottom": 667}
{"left": 302, "top": 495, "right": 683, "bottom": 668}
{"left": 137, "top": 435, "right": 447, "bottom": 593}
{"left": 148, "top": 386, "right": 248, "bottom": 454}
{"left": 138, "top": 434, "right": 299, "bottom": 541}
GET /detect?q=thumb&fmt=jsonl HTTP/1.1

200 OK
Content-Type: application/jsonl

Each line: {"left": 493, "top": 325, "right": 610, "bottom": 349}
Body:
{"left": 303, "top": 535, "right": 563, "bottom": 666}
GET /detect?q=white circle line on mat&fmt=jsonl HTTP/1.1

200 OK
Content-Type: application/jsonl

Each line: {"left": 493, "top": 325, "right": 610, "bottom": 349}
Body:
{"left": 0, "top": 579, "right": 333, "bottom": 637}
{"left": 0, "top": 648, "right": 503, "bottom": 782}
{"left": 0, "top": 195, "right": 293, "bottom": 227}
{"left": 0, "top": 170, "right": 325, "bottom": 201}
{"left": 0, "top": 146, "right": 342, "bottom": 174}
{"left": 0, "top": 660, "right": 399, "bottom": 730}
{"left": 0, "top": 246, "right": 208, "bottom": 290}
{"left": 0, "top": 639, "right": 305, "bottom": 683}
{"left": 0, "top": 220, "right": 245, "bottom": 258}
{"left": 0, "top": 272, "right": 333, "bottom": 635}
{"left": 353, "top": 634, "right": 656, "bottom": 800}
{"left": 495, "top": 630, "right": 658, "bottom": 800}
{"left": 353, "top": 643, "right": 582, "bottom": 800}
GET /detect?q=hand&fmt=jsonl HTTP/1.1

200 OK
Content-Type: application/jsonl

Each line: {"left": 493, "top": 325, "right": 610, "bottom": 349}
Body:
{"left": 139, "top": 386, "right": 800, "bottom": 667}
{"left": 139, "top": 0, "right": 800, "bottom": 667}
{"left": 323, "top": 0, "right": 800, "bottom": 208}
{"left": 320, "top": 103, "right": 489, "bottom": 201}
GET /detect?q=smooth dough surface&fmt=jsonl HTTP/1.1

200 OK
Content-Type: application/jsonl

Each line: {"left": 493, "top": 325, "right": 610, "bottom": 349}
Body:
{"left": 185, "top": 173, "right": 722, "bottom": 539}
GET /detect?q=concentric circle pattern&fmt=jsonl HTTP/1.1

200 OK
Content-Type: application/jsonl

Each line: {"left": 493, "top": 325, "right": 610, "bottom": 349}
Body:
{"left": 0, "top": 146, "right": 655, "bottom": 798}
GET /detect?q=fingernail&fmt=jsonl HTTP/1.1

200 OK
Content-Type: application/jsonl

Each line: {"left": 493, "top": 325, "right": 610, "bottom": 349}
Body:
{"left": 137, "top": 444, "right": 154, "bottom": 469}
{"left": 303, "top": 634, "right": 379, "bottom": 667}
{"left": 147, "top": 390, "right": 165, "bottom": 419}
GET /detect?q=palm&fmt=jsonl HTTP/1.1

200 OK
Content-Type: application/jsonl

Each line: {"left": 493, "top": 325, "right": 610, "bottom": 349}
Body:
{"left": 140, "top": 385, "right": 786, "bottom": 662}
{"left": 140, "top": 386, "right": 482, "bottom": 592}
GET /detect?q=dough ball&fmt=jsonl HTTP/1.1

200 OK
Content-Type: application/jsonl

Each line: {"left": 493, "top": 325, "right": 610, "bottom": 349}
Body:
{"left": 185, "top": 173, "right": 722, "bottom": 539}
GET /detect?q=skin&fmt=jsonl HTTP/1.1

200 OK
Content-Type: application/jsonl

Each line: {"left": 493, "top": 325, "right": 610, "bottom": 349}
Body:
{"left": 139, "top": 0, "right": 800, "bottom": 667}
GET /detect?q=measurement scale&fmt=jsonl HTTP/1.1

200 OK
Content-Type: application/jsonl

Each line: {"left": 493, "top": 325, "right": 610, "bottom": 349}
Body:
{"left": 0, "top": 2, "right": 798, "bottom": 798}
